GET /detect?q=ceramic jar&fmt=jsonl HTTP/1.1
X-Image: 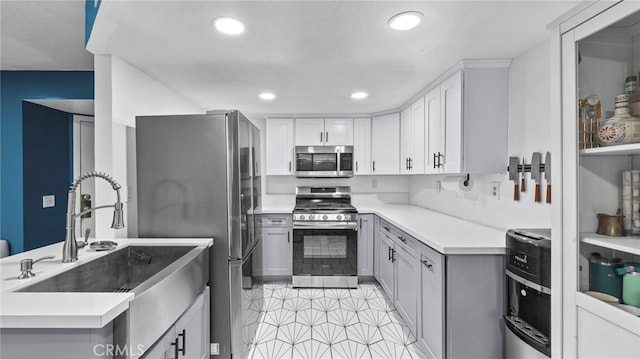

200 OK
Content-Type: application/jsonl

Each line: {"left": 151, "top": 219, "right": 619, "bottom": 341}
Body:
{"left": 598, "top": 94, "right": 640, "bottom": 146}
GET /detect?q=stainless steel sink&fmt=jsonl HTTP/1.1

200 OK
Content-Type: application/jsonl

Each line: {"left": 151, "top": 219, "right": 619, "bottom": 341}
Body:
{"left": 18, "top": 244, "right": 209, "bottom": 358}
{"left": 19, "top": 245, "right": 197, "bottom": 294}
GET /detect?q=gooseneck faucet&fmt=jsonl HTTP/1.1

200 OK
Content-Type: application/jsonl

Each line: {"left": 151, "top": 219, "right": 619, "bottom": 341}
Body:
{"left": 62, "top": 171, "right": 125, "bottom": 263}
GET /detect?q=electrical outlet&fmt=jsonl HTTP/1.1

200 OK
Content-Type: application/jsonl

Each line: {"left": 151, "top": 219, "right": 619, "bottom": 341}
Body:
{"left": 42, "top": 195, "right": 55, "bottom": 208}
{"left": 371, "top": 179, "right": 377, "bottom": 188}
{"left": 491, "top": 182, "right": 500, "bottom": 200}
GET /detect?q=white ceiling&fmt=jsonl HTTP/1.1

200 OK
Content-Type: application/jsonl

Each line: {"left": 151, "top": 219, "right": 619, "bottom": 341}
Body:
{"left": 3, "top": 1, "right": 581, "bottom": 116}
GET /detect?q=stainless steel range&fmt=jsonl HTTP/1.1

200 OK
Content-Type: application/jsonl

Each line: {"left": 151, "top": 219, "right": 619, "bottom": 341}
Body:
{"left": 292, "top": 186, "right": 358, "bottom": 288}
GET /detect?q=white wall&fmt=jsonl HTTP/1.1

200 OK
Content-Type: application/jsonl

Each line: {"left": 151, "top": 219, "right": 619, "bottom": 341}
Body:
{"left": 94, "top": 55, "right": 203, "bottom": 238}
{"left": 409, "top": 40, "right": 553, "bottom": 231}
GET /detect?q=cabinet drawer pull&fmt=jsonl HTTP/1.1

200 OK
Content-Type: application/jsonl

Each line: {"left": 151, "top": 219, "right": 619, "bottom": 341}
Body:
{"left": 421, "top": 260, "right": 433, "bottom": 269}
{"left": 383, "top": 226, "right": 390, "bottom": 232}
{"left": 398, "top": 236, "right": 407, "bottom": 243}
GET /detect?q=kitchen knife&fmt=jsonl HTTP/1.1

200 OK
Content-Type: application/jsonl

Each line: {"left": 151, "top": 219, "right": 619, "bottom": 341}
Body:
{"left": 532, "top": 152, "right": 542, "bottom": 202}
{"left": 521, "top": 157, "right": 526, "bottom": 192}
{"left": 545, "top": 151, "right": 551, "bottom": 203}
{"left": 509, "top": 156, "right": 520, "bottom": 201}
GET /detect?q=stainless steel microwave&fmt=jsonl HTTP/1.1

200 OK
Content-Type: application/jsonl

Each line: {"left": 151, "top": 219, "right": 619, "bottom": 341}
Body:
{"left": 295, "top": 146, "right": 354, "bottom": 178}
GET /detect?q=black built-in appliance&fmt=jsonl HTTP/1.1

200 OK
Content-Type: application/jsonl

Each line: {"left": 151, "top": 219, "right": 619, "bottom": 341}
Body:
{"left": 292, "top": 186, "right": 358, "bottom": 288}
{"left": 504, "top": 228, "right": 552, "bottom": 357}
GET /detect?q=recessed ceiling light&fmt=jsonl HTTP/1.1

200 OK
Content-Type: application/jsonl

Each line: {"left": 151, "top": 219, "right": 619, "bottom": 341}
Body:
{"left": 388, "top": 11, "right": 423, "bottom": 31}
{"left": 259, "top": 92, "right": 276, "bottom": 100}
{"left": 213, "top": 17, "right": 245, "bottom": 35}
{"left": 351, "top": 92, "right": 368, "bottom": 100}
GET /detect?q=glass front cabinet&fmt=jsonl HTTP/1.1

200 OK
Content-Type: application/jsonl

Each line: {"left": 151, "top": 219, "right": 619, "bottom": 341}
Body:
{"left": 558, "top": 1, "right": 640, "bottom": 358}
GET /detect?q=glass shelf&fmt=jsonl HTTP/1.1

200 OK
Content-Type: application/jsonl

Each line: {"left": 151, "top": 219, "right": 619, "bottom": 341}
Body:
{"left": 580, "top": 233, "right": 640, "bottom": 256}
{"left": 580, "top": 143, "right": 640, "bottom": 156}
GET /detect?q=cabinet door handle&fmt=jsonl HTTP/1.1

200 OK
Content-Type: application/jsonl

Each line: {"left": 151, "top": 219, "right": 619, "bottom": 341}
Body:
{"left": 409, "top": 158, "right": 413, "bottom": 170}
{"left": 320, "top": 132, "right": 323, "bottom": 143}
{"left": 289, "top": 161, "right": 292, "bottom": 172}
{"left": 356, "top": 161, "right": 359, "bottom": 172}
{"left": 388, "top": 246, "right": 392, "bottom": 261}
{"left": 421, "top": 260, "right": 433, "bottom": 268}
{"left": 373, "top": 161, "right": 376, "bottom": 172}
{"left": 178, "top": 329, "right": 186, "bottom": 355}
{"left": 287, "top": 232, "right": 290, "bottom": 243}
{"left": 405, "top": 158, "right": 409, "bottom": 170}
{"left": 326, "top": 132, "right": 329, "bottom": 143}
{"left": 171, "top": 338, "right": 179, "bottom": 359}
{"left": 359, "top": 219, "right": 362, "bottom": 230}
{"left": 391, "top": 249, "right": 396, "bottom": 262}
{"left": 433, "top": 153, "right": 437, "bottom": 169}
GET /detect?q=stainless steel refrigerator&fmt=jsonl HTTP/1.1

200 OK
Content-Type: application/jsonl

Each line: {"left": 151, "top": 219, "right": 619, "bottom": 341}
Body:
{"left": 136, "top": 110, "right": 263, "bottom": 359}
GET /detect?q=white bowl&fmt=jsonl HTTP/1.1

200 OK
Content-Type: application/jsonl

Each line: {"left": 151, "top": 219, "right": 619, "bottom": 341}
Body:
{"left": 584, "top": 291, "right": 620, "bottom": 303}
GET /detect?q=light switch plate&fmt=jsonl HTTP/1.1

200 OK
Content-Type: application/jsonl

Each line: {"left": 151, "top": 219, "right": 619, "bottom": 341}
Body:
{"left": 210, "top": 343, "right": 219, "bottom": 355}
{"left": 42, "top": 195, "right": 55, "bottom": 208}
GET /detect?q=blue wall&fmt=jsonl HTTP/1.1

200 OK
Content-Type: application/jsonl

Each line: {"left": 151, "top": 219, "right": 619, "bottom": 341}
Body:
{"left": 85, "top": 0, "right": 102, "bottom": 45}
{"left": 0, "top": 71, "right": 94, "bottom": 254}
{"left": 22, "top": 102, "right": 73, "bottom": 251}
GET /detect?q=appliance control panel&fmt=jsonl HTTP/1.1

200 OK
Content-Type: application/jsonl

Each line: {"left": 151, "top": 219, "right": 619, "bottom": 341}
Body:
{"left": 293, "top": 213, "right": 356, "bottom": 221}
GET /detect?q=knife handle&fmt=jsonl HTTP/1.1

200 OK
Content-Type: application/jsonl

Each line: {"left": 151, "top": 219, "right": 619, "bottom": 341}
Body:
{"left": 535, "top": 184, "right": 541, "bottom": 202}
{"left": 521, "top": 176, "right": 526, "bottom": 192}
{"left": 514, "top": 184, "right": 520, "bottom": 201}
{"left": 546, "top": 184, "right": 551, "bottom": 203}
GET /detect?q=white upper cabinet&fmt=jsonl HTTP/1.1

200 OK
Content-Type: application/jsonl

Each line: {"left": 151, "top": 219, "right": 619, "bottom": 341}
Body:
{"left": 424, "top": 61, "right": 509, "bottom": 174}
{"left": 295, "top": 118, "right": 353, "bottom": 146}
{"left": 324, "top": 118, "right": 354, "bottom": 145}
{"left": 400, "top": 97, "right": 425, "bottom": 174}
{"left": 425, "top": 86, "right": 442, "bottom": 174}
{"left": 294, "top": 118, "right": 325, "bottom": 146}
{"left": 266, "top": 118, "right": 295, "bottom": 175}
{"left": 371, "top": 113, "right": 400, "bottom": 174}
{"left": 353, "top": 118, "right": 372, "bottom": 175}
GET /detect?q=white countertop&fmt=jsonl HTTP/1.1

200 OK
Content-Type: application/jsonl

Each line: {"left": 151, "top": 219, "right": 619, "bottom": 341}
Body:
{"left": 0, "top": 237, "right": 213, "bottom": 328}
{"left": 262, "top": 204, "right": 506, "bottom": 255}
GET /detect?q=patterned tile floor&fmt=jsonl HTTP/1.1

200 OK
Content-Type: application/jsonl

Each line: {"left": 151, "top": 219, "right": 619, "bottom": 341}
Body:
{"left": 247, "top": 282, "right": 426, "bottom": 359}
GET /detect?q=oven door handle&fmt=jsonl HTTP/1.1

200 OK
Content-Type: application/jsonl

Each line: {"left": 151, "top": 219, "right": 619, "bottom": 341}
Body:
{"left": 293, "top": 222, "right": 358, "bottom": 230}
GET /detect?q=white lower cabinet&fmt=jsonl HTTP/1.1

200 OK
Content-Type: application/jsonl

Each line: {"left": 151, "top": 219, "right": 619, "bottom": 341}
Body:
{"left": 261, "top": 214, "right": 293, "bottom": 277}
{"left": 143, "top": 287, "right": 210, "bottom": 359}
{"left": 357, "top": 214, "right": 374, "bottom": 277}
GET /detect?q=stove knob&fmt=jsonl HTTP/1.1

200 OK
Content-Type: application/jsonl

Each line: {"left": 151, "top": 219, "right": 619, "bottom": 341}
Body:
{"left": 337, "top": 215, "right": 343, "bottom": 220}
{"left": 309, "top": 214, "right": 315, "bottom": 220}
{"left": 299, "top": 215, "right": 305, "bottom": 220}
{"left": 323, "top": 215, "right": 328, "bottom": 220}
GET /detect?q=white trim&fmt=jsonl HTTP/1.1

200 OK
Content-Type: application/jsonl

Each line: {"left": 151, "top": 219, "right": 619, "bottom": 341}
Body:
{"left": 549, "top": 23, "right": 564, "bottom": 359}
{"left": 573, "top": 1, "right": 640, "bottom": 40}
{"left": 576, "top": 292, "right": 640, "bottom": 335}
{"left": 561, "top": 28, "right": 579, "bottom": 359}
